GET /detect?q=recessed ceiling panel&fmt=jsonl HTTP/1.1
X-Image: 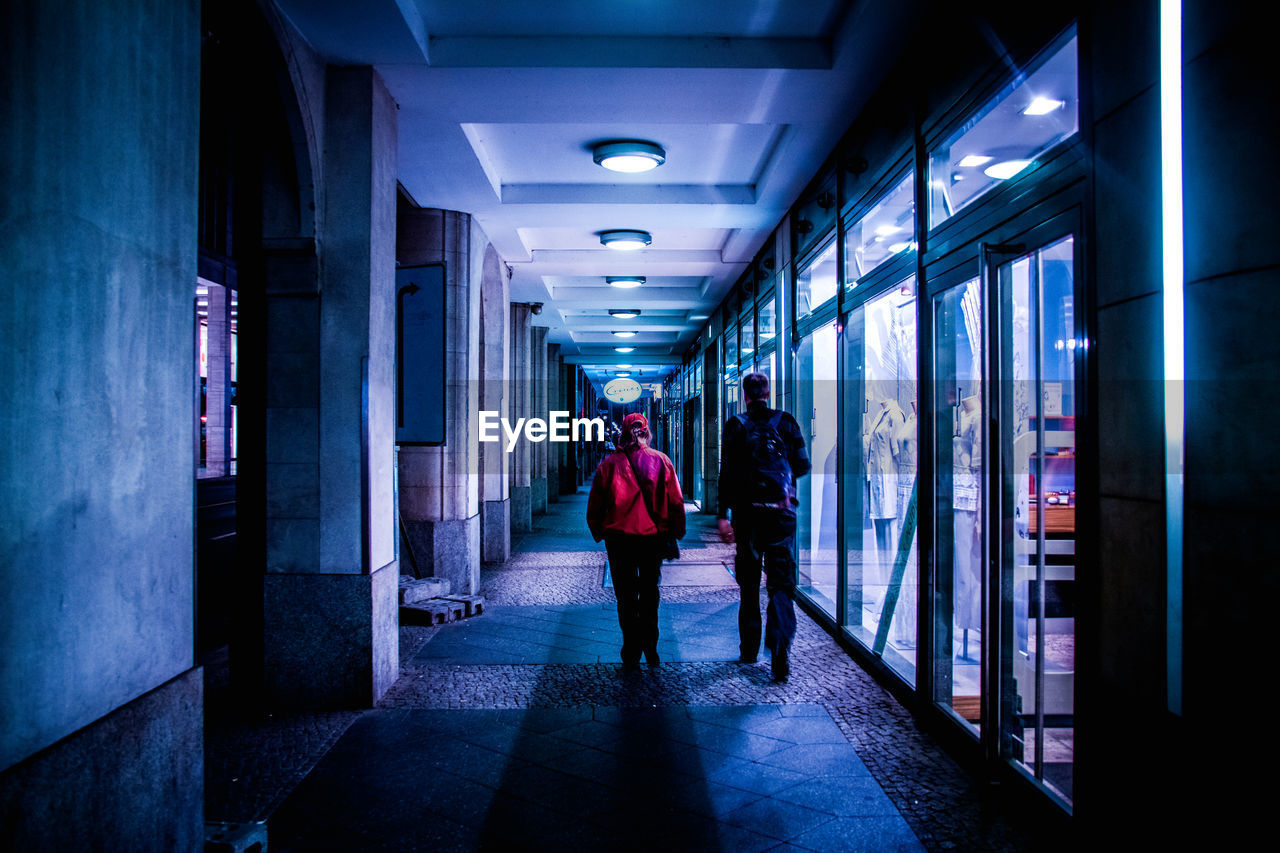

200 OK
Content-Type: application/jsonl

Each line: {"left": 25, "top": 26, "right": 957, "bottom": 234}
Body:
{"left": 462, "top": 123, "right": 781, "bottom": 185}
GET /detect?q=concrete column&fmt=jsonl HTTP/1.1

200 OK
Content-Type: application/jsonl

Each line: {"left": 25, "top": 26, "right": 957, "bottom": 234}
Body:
{"left": 262, "top": 66, "right": 399, "bottom": 708}
{"left": 509, "top": 303, "right": 533, "bottom": 532}
{"left": 479, "top": 246, "right": 510, "bottom": 563}
{"left": 204, "top": 282, "right": 232, "bottom": 476}
{"left": 531, "top": 325, "right": 549, "bottom": 515}
{"left": 397, "top": 208, "right": 482, "bottom": 593}
{"left": 547, "top": 343, "right": 561, "bottom": 503}
{"left": 0, "top": 0, "right": 203, "bottom": 843}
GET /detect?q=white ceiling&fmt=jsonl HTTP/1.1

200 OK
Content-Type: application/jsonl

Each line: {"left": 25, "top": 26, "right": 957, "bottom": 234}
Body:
{"left": 274, "top": 0, "right": 917, "bottom": 385}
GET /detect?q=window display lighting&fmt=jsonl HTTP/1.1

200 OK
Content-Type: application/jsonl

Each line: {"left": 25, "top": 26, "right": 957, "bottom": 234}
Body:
{"left": 1023, "top": 96, "right": 1065, "bottom": 115}
{"left": 957, "top": 154, "right": 993, "bottom": 167}
{"left": 984, "top": 159, "right": 1032, "bottom": 180}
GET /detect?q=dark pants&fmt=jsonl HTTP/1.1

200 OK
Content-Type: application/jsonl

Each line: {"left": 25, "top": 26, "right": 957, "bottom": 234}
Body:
{"left": 732, "top": 508, "right": 797, "bottom": 662}
{"left": 605, "top": 534, "right": 663, "bottom": 665}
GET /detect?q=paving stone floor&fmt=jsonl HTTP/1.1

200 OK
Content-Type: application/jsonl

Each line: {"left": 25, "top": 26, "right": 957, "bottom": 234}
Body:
{"left": 205, "top": 492, "right": 1069, "bottom": 852}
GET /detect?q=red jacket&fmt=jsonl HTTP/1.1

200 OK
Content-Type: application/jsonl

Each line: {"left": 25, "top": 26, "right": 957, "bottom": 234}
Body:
{"left": 586, "top": 445, "right": 686, "bottom": 542}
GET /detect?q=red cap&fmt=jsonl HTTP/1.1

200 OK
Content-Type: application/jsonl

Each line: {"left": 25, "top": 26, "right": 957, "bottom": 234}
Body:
{"left": 622, "top": 413, "right": 648, "bottom": 431}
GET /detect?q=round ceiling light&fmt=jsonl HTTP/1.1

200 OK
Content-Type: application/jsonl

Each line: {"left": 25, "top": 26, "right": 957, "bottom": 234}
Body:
{"left": 609, "top": 309, "right": 641, "bottom": 319}
{"left": 606, "top": 276, "right": 646, "bottom": 289}
{"left": 593, "top": 140, "right": 666, "bottom": 173}
{"left": 600, "top": 230, "right": 651, "bottom": 251}
{"left": 614, "top": 346, "right": 635, "bottom": 353}
{"left": 612, "top": 330, "right": 637, "bottom": 338}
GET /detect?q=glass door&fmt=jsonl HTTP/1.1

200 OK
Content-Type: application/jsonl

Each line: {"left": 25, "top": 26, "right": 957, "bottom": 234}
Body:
{"left": 995, "top": 236, "right": 1076, "bottom": 806}
{"left": 795, "top": 319, "right": 839, "bottom": 617}
{"left": 932, "top": 273, "right": 985, "bottom": 733}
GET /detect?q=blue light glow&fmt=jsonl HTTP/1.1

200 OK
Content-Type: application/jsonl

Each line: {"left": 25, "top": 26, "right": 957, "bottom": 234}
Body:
{"left": 1161, "top": 0, "right": 1184, "bottom": 717}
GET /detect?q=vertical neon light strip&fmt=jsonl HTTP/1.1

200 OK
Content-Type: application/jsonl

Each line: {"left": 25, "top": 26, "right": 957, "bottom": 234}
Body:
{"left": 1161, "top": 0, "right": 1184, "bottom": 716}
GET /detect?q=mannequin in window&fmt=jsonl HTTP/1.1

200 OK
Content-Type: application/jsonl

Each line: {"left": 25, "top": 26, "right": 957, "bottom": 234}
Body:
{"left": 890, "top": 400, "right": 918, "bottom": 648}
{"left": 866, "top": 395, "right": 905, "bottom": 589}
{"left": 954, "top": 394, "right": 983, "bottom": 657}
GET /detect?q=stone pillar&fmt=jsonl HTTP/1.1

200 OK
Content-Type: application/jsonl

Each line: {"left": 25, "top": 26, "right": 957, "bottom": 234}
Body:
{"left": 262, "top": 66, "right": 399, "bottom": 708}
{"left": 479, "top": 246, "right": 510, "bottom": 563}
{"left": 531, "top": 325, "right": 549, "bottom": 515}
{"left": 547, "top": 343, "right": 561, "bottom": 503}
{"left": 509, "top": 303, "right": 533, "bottom": 532}
{"left": 396, "top": 208, "right": 482, "bottom": 593}
{"left": 204, "top": 282, "right": 232, "bottom": 476}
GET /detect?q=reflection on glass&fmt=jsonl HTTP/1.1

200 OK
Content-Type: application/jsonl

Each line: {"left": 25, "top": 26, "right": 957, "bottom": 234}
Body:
{"left": 796, "top": 320, "right": 839, "bottom": 617}
{"left": 740, "top": 310, "right": 756, "bottom": 365}
{"left": 929, "top": 32, "right": 1078, "bottom": 227}
{"left": 1000, "top": 236, "right": 1075, "bottom": 806}
{"left": 758, "top": 349, "right": 776, "bottom": 408}
{"left": 933, "top": 275, "right": 984, "bottom": 734}
{"left": 725, "top": 324, "right": 739, "bottom": 371}
{"left": 843, "top": 277, "right": 918, "bottom": 685}
{"left": 758, "top": 295, "right": 777, "bottom": 344}
{"left": 845, "top": 175, "right": 915, "bottom": 284}
{"left": 796, "top": 241, "right": 838, "bottom": 321}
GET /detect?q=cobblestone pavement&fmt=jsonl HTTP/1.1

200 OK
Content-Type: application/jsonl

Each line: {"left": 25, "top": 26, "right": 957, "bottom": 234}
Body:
{"left": 206, "top": 493, "right": 1065, "bottom": 851}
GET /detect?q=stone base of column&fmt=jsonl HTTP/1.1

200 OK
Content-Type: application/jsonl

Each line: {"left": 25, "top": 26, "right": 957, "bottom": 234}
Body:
{"left": 532, "top": 477, "right": 548, "bottom": 516}
{"left": 512, "top": 485, "right": 533, "bottom": 533}
{"left": 482, "top": 499, "right": 510, "bottom": 564}
{"left": 263, "top": 562, "right": 399, "bottom": 707}
{"left": 419, "top": 515, "right": 481, "bottom": 594}
{"left": 0, "top": 669, "right": 204, "bottom": 850}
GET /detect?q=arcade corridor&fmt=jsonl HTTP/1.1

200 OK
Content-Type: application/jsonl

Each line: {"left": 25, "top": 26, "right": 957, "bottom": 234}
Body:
{"left": 206, "top": 492, "right": 1055, "bottom": 852}
{"left": 5, "top": 0, "right": 1273, "bottom": 848}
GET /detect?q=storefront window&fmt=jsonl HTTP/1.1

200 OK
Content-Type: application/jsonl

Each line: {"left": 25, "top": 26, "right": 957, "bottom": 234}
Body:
{"left": 796, "top": 319, "right": 839, "bottom": 618}
{"left": 740, "top": 308, "right": 756, "bottom": 367}
{"left": 933, "top": 274, "right": 985, "bottom": 735}
{"left": 928, "top": 31, "right": 1078, "bottom": 227}
{"left": 997, "top": 236, "right": 1076, "bottom": 806}
{"left": 725, "top": 324, "right": 739, "bottom": 372}
{"left": 845, "top": 174, "right": 915, "bottom": 285}
{"left": 843, "top": 276, "right": 918, "bottom": 684}
{"left": 758, "top": 294, "right": 777, "bottom": 345}
{"left": 796, "top": 240, "right": 838, "bottom": 321}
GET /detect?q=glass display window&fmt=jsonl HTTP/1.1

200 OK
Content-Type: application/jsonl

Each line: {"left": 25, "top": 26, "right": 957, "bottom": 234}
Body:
{"left": 758, "top": 292, "right": 777, "bottom": 346}
{"left": 796, "top": 240, "right": 839, "bottom": 323}
{"left": 845, "top": 174, "right": 916, "bottom": 285}
{"left": 725, "top": 323, "right": 739, "bottom": 372}
{"left": 842, "top": 276, "right": 919, "bottom": 685}
{"left": 928, "top": 30, "right": 1078, "bottom": 228}
{"left": 932, "top": 272, "right": 985, "bottom": 736}
{"left": 795, "top": 319, "right": 840, "bottom": 618}
{"left": 740, "top": 306, "right": 756, "bottom": 367}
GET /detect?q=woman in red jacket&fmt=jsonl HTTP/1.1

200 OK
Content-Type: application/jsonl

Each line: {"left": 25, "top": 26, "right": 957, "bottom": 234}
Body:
{"left": 586, "top": 413, "right": 685, "bottom": 670}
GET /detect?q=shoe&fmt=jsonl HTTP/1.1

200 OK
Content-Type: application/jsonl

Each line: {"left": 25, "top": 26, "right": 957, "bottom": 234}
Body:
{"left": 644, "top": 647, "right": 660, "bottom": 666}
{"left": 622, "top": 659, "right": 641, "bottom": 672}
{"left": 771, "top": 643, "right": 790, "bottom": 682}
{"left": 738, "top": 655, "right": 758, "bottom": 664}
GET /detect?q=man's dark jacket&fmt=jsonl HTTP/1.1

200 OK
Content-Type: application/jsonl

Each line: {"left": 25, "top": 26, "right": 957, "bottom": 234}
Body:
{"left": 717, "top": 399, "right": 812, "bottom": 519}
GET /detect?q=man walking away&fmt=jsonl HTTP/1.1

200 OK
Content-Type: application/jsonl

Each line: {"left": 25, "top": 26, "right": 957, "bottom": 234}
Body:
{"left": 717, "top": 373, "right": 810, "bottom": 681}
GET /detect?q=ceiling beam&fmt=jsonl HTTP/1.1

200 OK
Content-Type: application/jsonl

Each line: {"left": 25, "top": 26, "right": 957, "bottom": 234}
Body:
{"left": 425, "top": 36, "right": 833, "bottom": 69}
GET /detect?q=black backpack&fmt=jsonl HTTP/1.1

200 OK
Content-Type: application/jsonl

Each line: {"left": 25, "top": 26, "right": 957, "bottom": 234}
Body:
{"left": 736, "top": 411, "right": 793, "bottom": 506}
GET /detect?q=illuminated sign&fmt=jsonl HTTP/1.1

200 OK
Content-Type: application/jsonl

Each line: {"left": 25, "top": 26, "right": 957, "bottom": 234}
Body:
{"left": 603, "top": 377, "right": 642, "bottom": 404}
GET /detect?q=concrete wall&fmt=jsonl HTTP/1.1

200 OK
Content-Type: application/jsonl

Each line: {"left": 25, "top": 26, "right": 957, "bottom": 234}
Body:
{"left": 0, "top": 0, "right": 203, "bottom": 841}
